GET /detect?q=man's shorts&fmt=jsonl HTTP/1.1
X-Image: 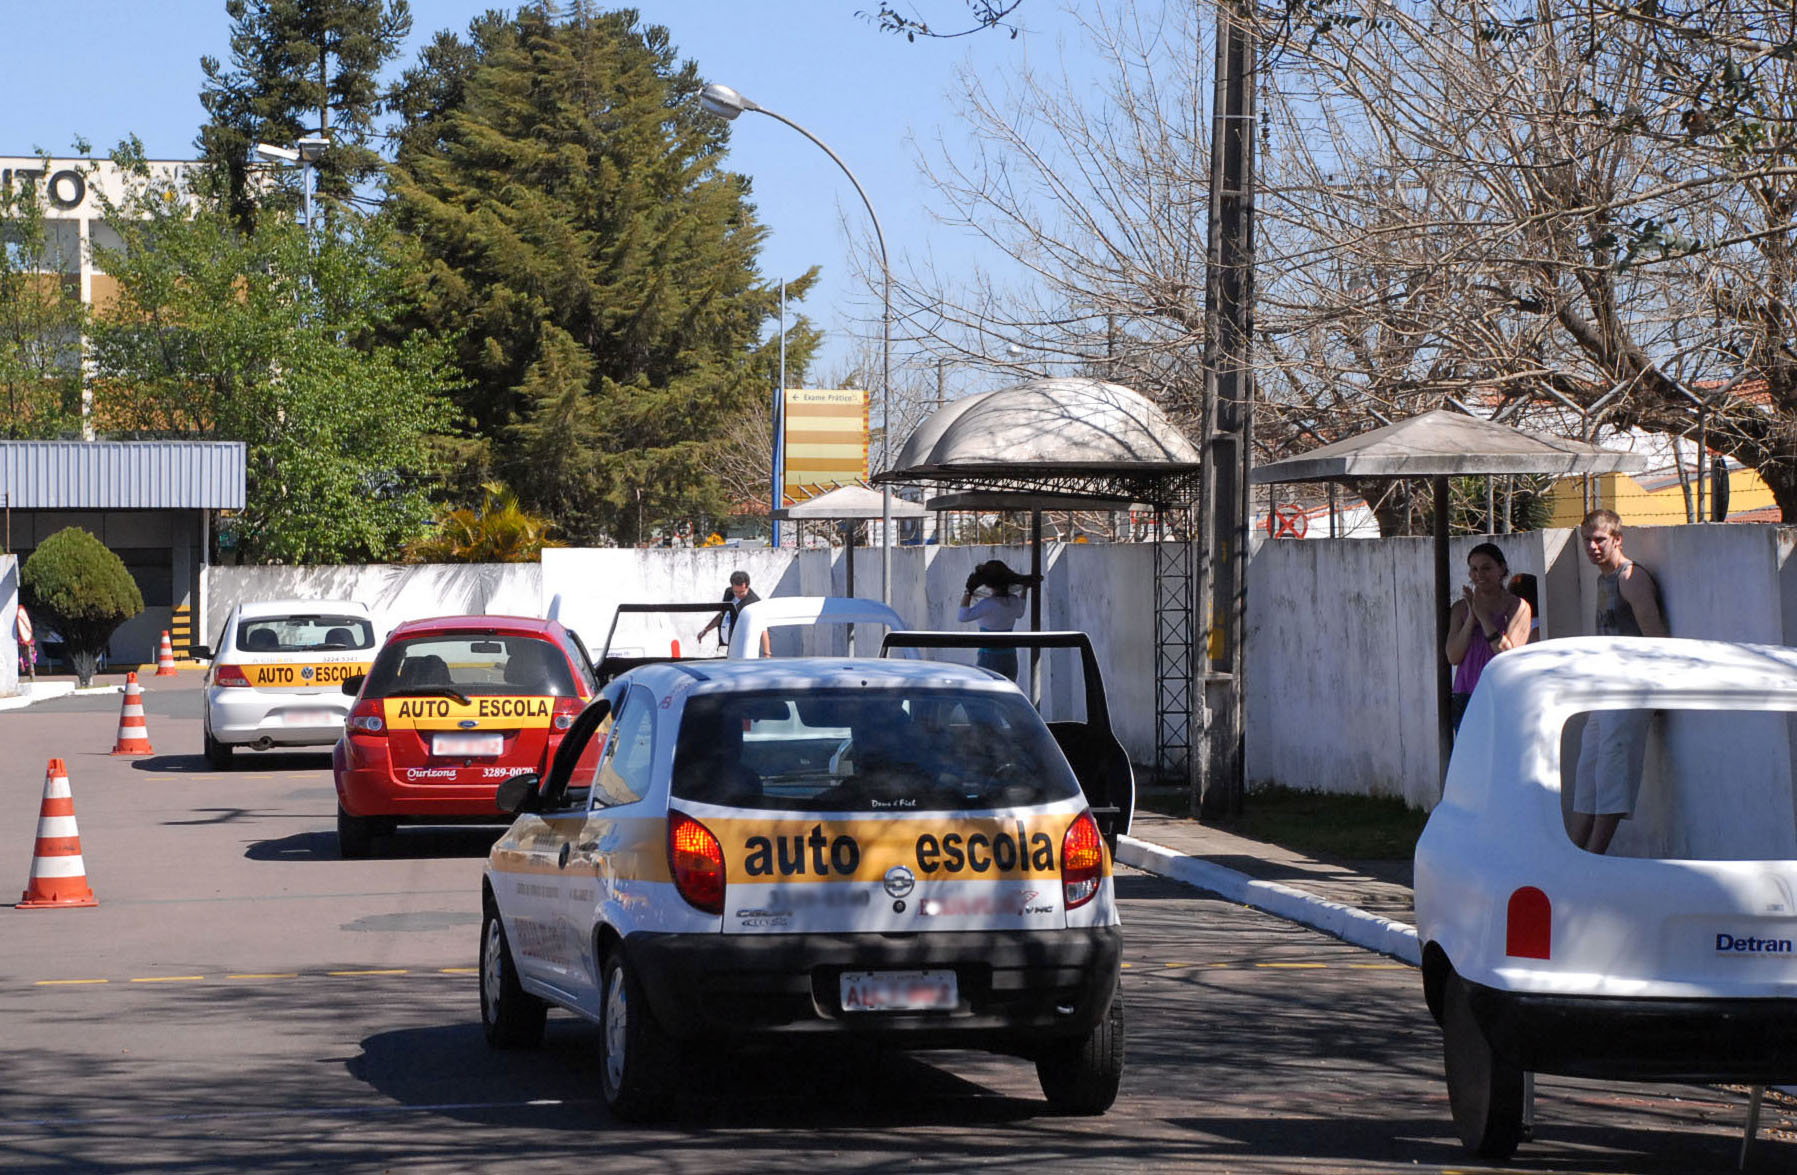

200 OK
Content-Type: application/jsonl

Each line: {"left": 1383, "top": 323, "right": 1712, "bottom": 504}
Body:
{"left": 1573, "top": 709, "right": 1651, "bottom": 816}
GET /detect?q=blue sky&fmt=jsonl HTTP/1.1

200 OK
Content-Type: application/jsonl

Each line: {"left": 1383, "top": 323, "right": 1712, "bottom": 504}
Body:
{"left": 0, "top": 1, "right": 1083, "bottom": 379}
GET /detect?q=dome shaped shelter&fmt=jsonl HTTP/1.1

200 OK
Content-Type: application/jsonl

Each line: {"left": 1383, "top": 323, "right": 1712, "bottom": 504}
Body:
{"left": 881, "top": 378, "right": 1202, "bottom": 505}
{"left": 879, "top": 377, "right": 1205, "bottom": 784}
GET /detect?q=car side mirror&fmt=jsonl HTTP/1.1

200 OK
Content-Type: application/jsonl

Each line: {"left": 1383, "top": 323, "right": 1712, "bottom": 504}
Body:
{"left": 341, "top": 674, "right": 366, "bottom": 696}
{"left": 190, "top": 644, "right": 212, "bottom": 660}
{"left": 496, "top": 773, "right": 542, "bottom": 815}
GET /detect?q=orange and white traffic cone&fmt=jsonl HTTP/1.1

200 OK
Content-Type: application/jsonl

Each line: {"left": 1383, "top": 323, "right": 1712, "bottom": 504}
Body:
{"left": 154, "top": 630, "right": 177, "bottom": 677}
{"left": 18, "top": 758, "right": 97, "bottom": 909}
{"left": 110, "top": 672, "right": 154, "bottom": 756}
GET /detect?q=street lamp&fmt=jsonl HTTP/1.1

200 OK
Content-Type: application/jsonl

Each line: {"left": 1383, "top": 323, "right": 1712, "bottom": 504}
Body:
{"left": 698, "top": 82, "right": 896, "bottom": 604}
{"left": 250, "top": 135, "right": 330, "bottom": 245}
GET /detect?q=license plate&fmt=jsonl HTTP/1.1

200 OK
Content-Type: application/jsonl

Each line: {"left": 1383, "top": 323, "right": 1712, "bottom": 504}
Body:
{"left": 432, "top": 732, "right": 504, "bottom": 757}
{"left": 840, "top": 970, "right": 958, "bottom": 1013}
{"left": 283, "top": 709, "right": 337, "bottom": 727}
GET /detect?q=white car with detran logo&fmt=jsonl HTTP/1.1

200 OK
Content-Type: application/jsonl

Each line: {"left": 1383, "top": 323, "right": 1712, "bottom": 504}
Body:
{"left": 480, "top": 657, "right": 1124, "bottom": 1121}
{"left": 196, "top": 600, "right": 378, "bottom": 769}
{"left": 1416, "top": 637, "right": 1797, "bottom": 1160}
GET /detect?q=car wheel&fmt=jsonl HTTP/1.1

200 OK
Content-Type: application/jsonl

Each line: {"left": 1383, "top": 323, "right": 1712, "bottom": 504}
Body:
{"left": 1036, "top": 988, "right": 1125, "bottom": 1115}
{"left": 203, "top": 730, "right": 233, "bottom": 770}
{"left": 480, "top": 906, "right": 547, "bottom": 1048}
{"left": 598, "top": 949, "right": 679, "bottom": 1122}
{"left": 1442, "top": 971, "right": 1525, "bottom": 1159}
{"left": 336, "top": 804, "right": 378, "bottom": 859}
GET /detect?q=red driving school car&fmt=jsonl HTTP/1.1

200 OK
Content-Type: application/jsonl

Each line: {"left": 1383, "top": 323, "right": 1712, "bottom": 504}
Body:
{"left": 332, "top": 615, "right": 596, "bottom": 857}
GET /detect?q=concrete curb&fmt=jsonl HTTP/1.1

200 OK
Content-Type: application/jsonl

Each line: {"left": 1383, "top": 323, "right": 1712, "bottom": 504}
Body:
{"left": 1118, "top": 834, "right": 1422, "bottom": 967}
{"left": 0, "top": 682, "right": 126, "bottom": 711}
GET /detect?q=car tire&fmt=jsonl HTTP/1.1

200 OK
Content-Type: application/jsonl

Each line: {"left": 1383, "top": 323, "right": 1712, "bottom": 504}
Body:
{"left": 598, "top": 949, "right": 679, "bottom": 1122}
{"left": 1036, "top": 988, "right": 1125, "bottom": 1115}
{"left": 480, "top": 906, "right": 547, "bottom": 1049}
{"left": 1442, "top": 971, "right": 1525, "bottom": 1160}
{"left": 204, "top": 730, "right": 233, "bottom": 770}
{"left": 336, "top": 804, "right": 378, "bottom": 859}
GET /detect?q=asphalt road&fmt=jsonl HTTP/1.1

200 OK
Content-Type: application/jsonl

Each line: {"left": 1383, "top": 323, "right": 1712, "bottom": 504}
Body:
{"left": 1, "top": 674, "right": 1791, "bottom": 1173}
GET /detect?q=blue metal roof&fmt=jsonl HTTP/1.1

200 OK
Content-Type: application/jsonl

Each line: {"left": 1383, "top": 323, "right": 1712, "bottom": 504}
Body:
{"left": 0, "top": 441, "right": 246, "bottom": 509}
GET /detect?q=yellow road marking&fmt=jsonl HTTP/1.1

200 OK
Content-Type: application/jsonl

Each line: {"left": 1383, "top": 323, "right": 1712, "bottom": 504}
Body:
{"left": 439, "top": 967, "right": 477, "bottom": 974}
{"left": 35, "top": 978, "right": 108, "bottom": 986}
{"left": 327, "top": 969, "right": 408, "bottom": 977}
{"left": 1255, "top": 962, "right": 1327, "bottom": 969}
{"left": 1349, "top": 963, "right": 1410, "bottom": 970}
{"left": 130, "top": 975, "right": 206, "bottom": 983}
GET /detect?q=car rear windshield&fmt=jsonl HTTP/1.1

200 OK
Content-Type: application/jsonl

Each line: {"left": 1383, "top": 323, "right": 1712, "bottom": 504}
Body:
{"left": 236, "top": 614, "right": 375, "bottom": 653}
{"left": 1561, "top": 706, "right": 1797, "bottom": 861}
{"left": 672, "top": 687, "right": 1082, "bottom": 813}
{"left": 362, "top": 635, "right": 577, "bottom": 698}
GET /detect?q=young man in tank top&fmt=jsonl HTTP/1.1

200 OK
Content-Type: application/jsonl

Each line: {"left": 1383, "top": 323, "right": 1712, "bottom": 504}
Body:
{"left": 1571, "top": 509, "right": 1668, "bottom": 854}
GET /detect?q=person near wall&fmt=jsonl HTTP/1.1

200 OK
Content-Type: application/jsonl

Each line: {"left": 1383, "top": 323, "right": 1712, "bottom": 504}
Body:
{"left": 1507, "top": 572, "right": 1541, "bottom": 644}
{"left": 958, "top": 559, "right": 1040, "bottom": 681}
{"left": 15, "top": 604, "right": 35, "bottom": 679}
{"left": 1444, "top": 542, "right": 1533, "bottom": 735}
{"left": 697, "top": 570, "right": 771, "bottom": 655}
{"left": 1570, "top": 509, "right": 1669, "bottom": 855}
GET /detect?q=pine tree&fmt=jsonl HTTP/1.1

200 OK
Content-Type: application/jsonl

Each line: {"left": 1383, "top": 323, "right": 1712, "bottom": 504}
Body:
{"left": 197, "top": 0, "right": 413, "bottom": 229}
{"left": 384, "top": 2, "right": 820, "bottom": 544}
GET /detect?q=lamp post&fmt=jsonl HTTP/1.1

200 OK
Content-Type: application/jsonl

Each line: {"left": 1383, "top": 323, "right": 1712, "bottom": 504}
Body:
{"left": 250, "top": 135, "right": 330, "bottom": 248}
{"left": 698, "top": 82, "right": 895, "bottom": 605}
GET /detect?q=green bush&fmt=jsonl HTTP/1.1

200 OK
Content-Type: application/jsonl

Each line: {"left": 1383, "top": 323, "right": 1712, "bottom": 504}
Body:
{"left": 22, "top": 528, "right": 143, "bottom": 687}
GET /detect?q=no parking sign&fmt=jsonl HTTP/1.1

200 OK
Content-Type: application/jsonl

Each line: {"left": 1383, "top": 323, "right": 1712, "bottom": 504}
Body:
{"left": 1264, "top": 504, "right": 1308, "bottom": 539}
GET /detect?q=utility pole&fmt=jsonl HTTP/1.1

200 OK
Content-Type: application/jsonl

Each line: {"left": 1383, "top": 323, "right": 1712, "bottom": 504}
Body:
{"left": 1196, "top": 0, "right": 1256, "bottom": 820}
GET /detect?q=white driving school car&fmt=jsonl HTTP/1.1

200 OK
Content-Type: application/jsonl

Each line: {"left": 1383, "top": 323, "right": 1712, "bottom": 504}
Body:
{"left": 1416, "top": 637, "right": 1797, "bottom": 1160}
{"left": 480, "top": 657, "right": 1124, "bottom": 1121}
{"left": 197, "top": 600, "right": 377, "bottom": 768}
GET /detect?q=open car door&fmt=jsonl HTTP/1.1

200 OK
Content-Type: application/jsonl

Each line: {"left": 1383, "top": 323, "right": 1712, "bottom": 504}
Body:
{"left": 595, "top": 602, "right": 733, "bottom": 686}
{"left": 879, "top": 630, "right": 1134, "bottom": 850}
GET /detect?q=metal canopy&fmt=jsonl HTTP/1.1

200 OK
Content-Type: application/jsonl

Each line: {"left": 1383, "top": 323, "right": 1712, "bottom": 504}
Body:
{"left": 773, "top": 483, "right": 926, "bottom": 521}
{"left": 1249, "top": 409, "right": 1647, "bottom": 484}
{"left": 923, "top": 490, "right": 1140, "bottom": 513}
{"left": 878, "top": 377, "right": 1204, "bottom": 505}
{"left": 1248, "top": 409, "right": 1646, "bottom": 790}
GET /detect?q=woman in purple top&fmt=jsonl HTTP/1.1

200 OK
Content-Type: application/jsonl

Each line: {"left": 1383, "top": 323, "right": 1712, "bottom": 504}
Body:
{"left": 1445, "top": 542, "right": 1533, "bottom": 734}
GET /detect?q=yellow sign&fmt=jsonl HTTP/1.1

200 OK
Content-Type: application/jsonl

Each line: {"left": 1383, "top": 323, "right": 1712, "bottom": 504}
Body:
{"left": 247, "top": 662, "right": 370, "bottom": 688}
{"left": 783, "top": 388, "right": 868, "bottom": 503}
{"left": 383, "top": 695, "right": 556, "bottom": 730}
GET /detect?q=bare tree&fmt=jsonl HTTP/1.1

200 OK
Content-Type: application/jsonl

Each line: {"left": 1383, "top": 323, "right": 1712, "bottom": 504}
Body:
{"left": 1260, "top": 0, "right": 1797, "bottom": 517}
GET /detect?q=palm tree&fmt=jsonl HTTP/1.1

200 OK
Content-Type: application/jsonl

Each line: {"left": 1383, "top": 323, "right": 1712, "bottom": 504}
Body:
{"left": 403, "top": 482, "right": 565, "bottom": 563}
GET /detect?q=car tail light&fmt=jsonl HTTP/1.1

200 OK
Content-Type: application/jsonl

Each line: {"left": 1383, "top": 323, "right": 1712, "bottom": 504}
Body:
{"left": 552, "top": 696, "right": 580, "bottom": 731}
{"left": 1061, "top": 810, "right": 1106, "bottom": 909}
{"left": 212, "top": 663, "right": 251, "bottom": 688}
{"left": 346, "top": 697, "right": 386, "bottom": 735}
{"left": 1506, "top": 886, "right": 1552, "bottom": 959}
{"left": 667, "top": 810, "right": 725, "bottom": 915}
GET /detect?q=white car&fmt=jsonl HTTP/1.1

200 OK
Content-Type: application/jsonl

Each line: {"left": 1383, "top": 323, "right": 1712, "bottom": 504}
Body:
{"left": 1416, "top": 636, "right": 1797, "bottom": 1159}
{"left": 480, "top": 657, "right": 1123, "bottom": 1121}
{"left": 726, "top": 595, "right": 909, "bottom": 658}
{"left": 197, "top": 600, "right": 378, "bottom": 769}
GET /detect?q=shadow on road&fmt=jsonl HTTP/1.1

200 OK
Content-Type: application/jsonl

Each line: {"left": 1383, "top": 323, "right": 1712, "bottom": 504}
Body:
{"left": 350, "top": 1020, "right": 1048, "bottom": 1132}
{"left": 248, "top": 827, "right": 504, "bottom": 862}
{"left": 132, "top": 750, "right": 336, "bottom": 774}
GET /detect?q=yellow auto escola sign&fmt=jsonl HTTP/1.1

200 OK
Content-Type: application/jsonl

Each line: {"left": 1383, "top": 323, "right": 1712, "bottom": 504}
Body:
{"left": 710, "top": 815, "right": 1081, "bottom": 885}
{"left": 383, "top": 695, "right": 557, "bottom": 730}
{"left": 247, "top": 662, "right": 371, "bottom": 688}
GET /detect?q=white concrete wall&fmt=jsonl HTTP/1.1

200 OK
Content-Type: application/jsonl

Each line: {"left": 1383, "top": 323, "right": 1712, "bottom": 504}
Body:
{"left": 539, "top": 542, "right": 1162, "bottom": 757}
{"left": 1246, "top": 523, "right": 1797, "bottom": 810}
{"left": 204, "top": 563, "right": 543, "bottom": 650}
{"left": 1, "top": 555, "right": 17, "bottom": 697}
{"left": 205, "top": 522, "right": 1797, "bottom": 809}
